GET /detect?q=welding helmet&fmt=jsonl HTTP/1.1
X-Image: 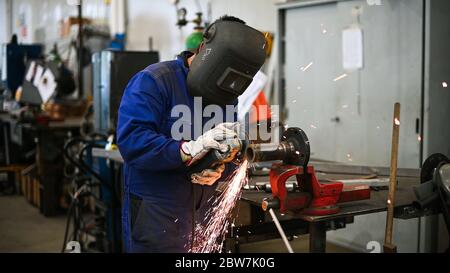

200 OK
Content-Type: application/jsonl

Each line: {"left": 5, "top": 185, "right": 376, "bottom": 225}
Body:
{"left": 187, "top": 20, "right": 266, "bottom": 106}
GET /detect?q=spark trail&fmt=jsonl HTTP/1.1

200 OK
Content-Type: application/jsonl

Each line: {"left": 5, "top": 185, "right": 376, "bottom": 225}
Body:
{"left": 190, "top": 160, "right": 249, "bottom": 253}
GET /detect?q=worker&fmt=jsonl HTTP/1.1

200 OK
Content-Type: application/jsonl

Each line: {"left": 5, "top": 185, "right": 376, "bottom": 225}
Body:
{"left": 117, "top": 15, "right": 266, "bottom": 253}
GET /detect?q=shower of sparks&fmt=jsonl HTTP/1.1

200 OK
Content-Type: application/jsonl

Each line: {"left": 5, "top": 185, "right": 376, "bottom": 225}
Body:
{"left": 443, "top": 82, "right": 448, "bottom": 88}
{"left": 333, "top": 73, "right": 348, "bottom": 82}
{"left": 190, "top": 160, "right": 249, "bottom": 253}
{"left": 394, "top": 118, "right": 400, "bottom": 126}
{"left": 310, "top": 124, "right": 317, "bottom": 129}
{"left": 301, "top": 62, "right": 313, "bottom": 72}
{"left": 342, "top": 104, "right": 349, "bottom": 109}
{"left": 292, "top": 99, "right": 297, "bottom": 103}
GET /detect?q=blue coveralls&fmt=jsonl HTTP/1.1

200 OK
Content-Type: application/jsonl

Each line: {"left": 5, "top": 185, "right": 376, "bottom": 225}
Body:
{"left": 117, "top": 52, "right": 236, "bottom": 253}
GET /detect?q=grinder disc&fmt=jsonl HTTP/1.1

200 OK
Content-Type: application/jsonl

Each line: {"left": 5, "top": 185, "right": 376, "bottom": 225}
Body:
{"left": 282, "top": 127, "right": 310, "bottom": 167}
{"left": 420, "top": 153, "right": 449, "bottom": 184}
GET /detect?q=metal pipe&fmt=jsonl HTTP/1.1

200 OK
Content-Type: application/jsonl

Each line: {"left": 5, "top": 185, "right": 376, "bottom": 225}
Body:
{"left": 269, "top": 208, "right": 294, "bottom": 253}
{"left": 246, "top": 142, "right": 294, "bottom": 163}
{"left": 77, "top": 0, "right": 84, "bottom": 99}
{"left": 245, "top": 127, "right": 310, "bottom": 167}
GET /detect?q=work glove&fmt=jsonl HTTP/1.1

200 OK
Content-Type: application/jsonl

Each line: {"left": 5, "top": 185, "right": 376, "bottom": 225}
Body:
{"left": 180, "top": 122, "right": 238, "bottom": 166}
{"left": 191, "top": 164, "right": 225, "bottom": 186}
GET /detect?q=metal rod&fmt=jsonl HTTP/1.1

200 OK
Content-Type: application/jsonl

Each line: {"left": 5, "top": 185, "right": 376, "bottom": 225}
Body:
{"left": 269, "top": 208, "right": 294, "bottom": 253}
{"left": 77, "top": 0, "right": 84, "bottom": 99}
{"left": 384, "top": 102, "right": 400, "bottom": 253}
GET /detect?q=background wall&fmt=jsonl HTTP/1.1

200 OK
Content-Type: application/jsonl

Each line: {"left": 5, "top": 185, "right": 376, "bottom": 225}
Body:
{"left": 209, "top": 0, "right": 278, "bottom": 33}
{"left": 2, "top": 0, "right": 280, "bottom": 61}
{"left": 126, "top": 0, "right": 197, "bottom": 61}
{"left": 9, "top": 0, "right": 108, "bottom": 49}
{"left": 422, "top": 0, "right": 450, "bottom": 253}
{"left": 0, "top": 0, "right": 11, "bottom": 44}
{"left": 127, "top": 0, "right": 279, "bottom": 61}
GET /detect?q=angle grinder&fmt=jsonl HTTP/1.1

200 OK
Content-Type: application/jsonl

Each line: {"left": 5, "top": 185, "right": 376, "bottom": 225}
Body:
{"left": 186, "top": 136, "right": 248, "bottom": 178}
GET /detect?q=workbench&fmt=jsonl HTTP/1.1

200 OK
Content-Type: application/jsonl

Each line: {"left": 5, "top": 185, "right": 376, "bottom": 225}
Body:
{"left": 0, "top": 112, "right": 82, "bottom": 215}
{"left": 226, "top": 165, "right": 423, "bottom": 253}
{"left": 91, "top": 148, "right": 428, "bottom": 253}
{"left": 35, "top": 117, "right": 82, "bottom": 216}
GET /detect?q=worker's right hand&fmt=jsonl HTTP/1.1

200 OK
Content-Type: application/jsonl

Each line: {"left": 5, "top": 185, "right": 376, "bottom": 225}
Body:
{"left": 191, "top": 163, "right": 225, "bottom": 186}
{"left": 180, "top": 122, "right": 238, "bottom": 166}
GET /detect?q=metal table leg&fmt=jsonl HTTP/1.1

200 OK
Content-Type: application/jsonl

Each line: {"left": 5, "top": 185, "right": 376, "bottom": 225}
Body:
{"left": 224, "top": 237, "right": 240, "bottom": 253}
{"left": 309, "top": 222, "right": 326, "bottom": 253}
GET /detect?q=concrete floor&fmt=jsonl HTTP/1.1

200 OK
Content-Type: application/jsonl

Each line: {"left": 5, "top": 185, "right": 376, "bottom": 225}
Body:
{"left": 0, "top": 195, "right": 352, "bottom": 253}
{"left": 240, "top": 236, "right": 353, "bottom": 253}
{"left": 0, "top": 195, "right": 66, "bottom": 253}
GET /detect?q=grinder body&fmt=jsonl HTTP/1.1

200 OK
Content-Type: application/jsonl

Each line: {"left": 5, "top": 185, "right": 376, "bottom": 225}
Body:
{"left": 187, "top": 137, "right": 245, "bottom": 178}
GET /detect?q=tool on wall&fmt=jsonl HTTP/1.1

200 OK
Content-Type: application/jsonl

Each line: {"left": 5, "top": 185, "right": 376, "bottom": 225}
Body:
{"left": 172, "top": 0, "right": 207, "bottom": 51}
{"left": 384, "top": 102, "right": 401, "bottom": 253}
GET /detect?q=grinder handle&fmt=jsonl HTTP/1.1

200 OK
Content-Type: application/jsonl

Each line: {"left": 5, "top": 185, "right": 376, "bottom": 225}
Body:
{"left": 187, "top": 150, "right": 223, "bottom": 178}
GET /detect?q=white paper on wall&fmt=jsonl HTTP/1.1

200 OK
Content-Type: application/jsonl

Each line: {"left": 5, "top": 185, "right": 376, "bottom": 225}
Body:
{"left": 342, "top": 27, "right": 363, "bottom": 70}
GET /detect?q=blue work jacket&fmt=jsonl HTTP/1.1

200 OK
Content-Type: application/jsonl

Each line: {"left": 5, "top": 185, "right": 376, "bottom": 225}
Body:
{"left": 117, "top": 52, "right": 236, "bottom": 252}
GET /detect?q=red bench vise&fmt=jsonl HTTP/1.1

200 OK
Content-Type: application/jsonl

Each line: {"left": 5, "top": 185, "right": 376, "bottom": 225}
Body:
{"left": 246, "top": 127, "right": 371, "bottom": 216}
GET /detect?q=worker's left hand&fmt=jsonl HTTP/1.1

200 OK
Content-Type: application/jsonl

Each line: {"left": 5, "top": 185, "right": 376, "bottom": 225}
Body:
{"left": 181, "top": 122, "right": 239, "bottom": 166}
{"left": 191, "top": 164, "right": 225, "bottom": 186}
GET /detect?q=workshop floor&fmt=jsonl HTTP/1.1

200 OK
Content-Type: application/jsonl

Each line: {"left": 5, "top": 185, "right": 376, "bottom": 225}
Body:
{"left": 0, "top": 195, "right": 66, "bottom": 253}
{"left": 0, "top": 195, "right": 353, "bottom": 253}
{"left": 240, "top": 236, "right": 354, "bottom": 253}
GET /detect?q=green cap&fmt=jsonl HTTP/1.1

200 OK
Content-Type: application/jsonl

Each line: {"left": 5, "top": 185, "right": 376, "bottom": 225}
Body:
{"left": 186, "top": 30, "right": 204, "bottom": 52}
